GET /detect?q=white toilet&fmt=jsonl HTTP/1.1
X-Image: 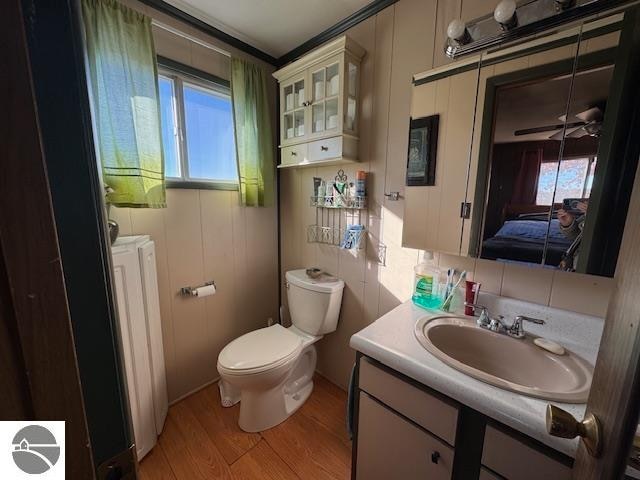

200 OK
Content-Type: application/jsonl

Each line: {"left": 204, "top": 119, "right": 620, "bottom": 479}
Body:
{"left": 217, "top": 269, "right": 344, "bottom": 432}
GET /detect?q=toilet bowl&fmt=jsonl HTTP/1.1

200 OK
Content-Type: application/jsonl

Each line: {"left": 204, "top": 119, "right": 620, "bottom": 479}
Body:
{"left": 217, "top": 269, "right": 344, "bottom": 432}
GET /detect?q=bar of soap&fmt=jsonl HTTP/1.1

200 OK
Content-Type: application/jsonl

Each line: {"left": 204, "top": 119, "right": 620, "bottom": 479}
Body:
{"left": 534, "top": 337, "right": 566, "bottom": 355}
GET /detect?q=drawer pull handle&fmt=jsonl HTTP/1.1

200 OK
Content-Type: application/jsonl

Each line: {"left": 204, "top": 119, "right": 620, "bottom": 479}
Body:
{"left": 321, "top": 145, "right": 329, "bottom": 151}
{"left": 431, "top": 451, "right": 440, "bottom": 464}
{"left": 291, "top": 151, "right": 297, "bottom": 156}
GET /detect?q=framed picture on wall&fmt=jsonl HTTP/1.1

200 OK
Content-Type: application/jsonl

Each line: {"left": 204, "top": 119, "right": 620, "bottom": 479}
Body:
{"left": 406, "top": 115, "right": 439, "bottom": 186}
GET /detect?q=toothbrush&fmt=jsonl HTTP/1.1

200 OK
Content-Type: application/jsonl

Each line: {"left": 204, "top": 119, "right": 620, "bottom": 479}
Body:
{"left": 444, "top": 268, "right": 454, "bottom": 299}
{"left": 441, "top": 271, "right": 467, "bottom": 312}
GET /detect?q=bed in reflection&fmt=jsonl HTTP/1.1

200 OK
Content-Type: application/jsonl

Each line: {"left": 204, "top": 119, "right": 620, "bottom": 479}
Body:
{"left": 480, "top": 205, "right": 571, "bottom": 267}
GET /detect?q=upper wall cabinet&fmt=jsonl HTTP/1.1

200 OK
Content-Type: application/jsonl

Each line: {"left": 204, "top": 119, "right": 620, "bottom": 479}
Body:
{"left": 403, "top": 10, "right": 636, "bottom": 278}
{"left": 273, "top": 36, "right": 365, "bottom": 168}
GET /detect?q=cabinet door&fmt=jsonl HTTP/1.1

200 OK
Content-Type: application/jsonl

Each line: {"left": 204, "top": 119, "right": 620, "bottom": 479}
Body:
{"left": 482, "top": 425, "right": 571, "bottom": 480}
{"left": 112, "top": 249, "right": 157, "bottom": 460}
{"left": 344, "top": 53, "right": 359, "bottom": 134}
{"left": 356, "top": 392, "right": 453, "bottom": 480}
{"left": 138, "top": 240, "right": 168, "bottom": 435}
{"left": 309, "top": 55, "right": 343, "bottom": 139}
{"left": 281, "top": 72, "right": 308, "bottom": 145}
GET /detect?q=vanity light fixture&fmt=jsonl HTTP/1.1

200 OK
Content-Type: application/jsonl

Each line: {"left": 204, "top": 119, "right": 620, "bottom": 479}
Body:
{"left": 444, "top": 0, "right": 631, "bottom": 60}
{"left": 494, "top": 0, "right": 518, "bottom": 30}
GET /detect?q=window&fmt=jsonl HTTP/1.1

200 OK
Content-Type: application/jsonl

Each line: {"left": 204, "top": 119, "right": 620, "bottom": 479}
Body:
{"left": 536, "top": 156, "right": 597, "bottom": 205}
{"left": 158, "top": 65, "right": 237, "bottom": 187}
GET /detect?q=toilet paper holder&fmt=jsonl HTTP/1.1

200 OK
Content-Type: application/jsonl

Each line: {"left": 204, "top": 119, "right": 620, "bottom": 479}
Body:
{"left": 180, "top": 281, "right": 216, "bottom": 296}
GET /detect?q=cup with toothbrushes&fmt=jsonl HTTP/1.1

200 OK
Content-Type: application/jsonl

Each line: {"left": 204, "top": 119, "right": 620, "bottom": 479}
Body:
{"left": 440, "top": 270, "right": 467, "bottom": 313}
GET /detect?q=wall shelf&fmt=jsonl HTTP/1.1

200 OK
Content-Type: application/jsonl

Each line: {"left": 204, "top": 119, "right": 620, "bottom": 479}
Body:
{"left": 307, "top": 225, "right": 366, "bottom": 250}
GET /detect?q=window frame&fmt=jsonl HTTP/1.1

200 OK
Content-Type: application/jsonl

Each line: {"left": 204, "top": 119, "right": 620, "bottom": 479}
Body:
{"left": 157, "top": 56, "right": 238, "bottom": 191}
{"left": 535, "top": 154, "right": 598, "bottom": 206}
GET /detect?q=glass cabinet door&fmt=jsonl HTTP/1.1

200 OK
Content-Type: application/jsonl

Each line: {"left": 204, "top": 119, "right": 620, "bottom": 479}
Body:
{"left": 345, "top": 60, "right": 359, "bottom": 132}
{"left": 282, "top": 76, "right": 307, "bottom": 142}
{"left": 311, "top": 60, "right": 341, "bottom": 135}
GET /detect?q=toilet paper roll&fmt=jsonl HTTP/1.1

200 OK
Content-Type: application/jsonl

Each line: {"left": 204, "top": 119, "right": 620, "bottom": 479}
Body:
{"left": 194, "top": 284, "right": 216, "bottom": 297}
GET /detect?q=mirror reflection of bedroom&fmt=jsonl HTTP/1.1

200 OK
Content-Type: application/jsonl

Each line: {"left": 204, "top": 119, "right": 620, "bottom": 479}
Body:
{"left": 479, "top": 63, "right": 616, "bottom": 275}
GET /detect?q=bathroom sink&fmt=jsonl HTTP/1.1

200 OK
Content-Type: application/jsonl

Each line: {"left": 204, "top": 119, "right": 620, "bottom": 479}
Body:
{"left": 414, "top": 315, "right": 593, "bottom": 403}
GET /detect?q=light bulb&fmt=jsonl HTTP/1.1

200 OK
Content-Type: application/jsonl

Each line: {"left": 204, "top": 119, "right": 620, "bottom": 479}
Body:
{"left": 447, "top": 19, "right": 467, "bottom": 42}
{"left": 555, "top": 0, "right": 574, "bottom": 10}
{"left": 494, "top": 0, "right": 518, "bottom": 30}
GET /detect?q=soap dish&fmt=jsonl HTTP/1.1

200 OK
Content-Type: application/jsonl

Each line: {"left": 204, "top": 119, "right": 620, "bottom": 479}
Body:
{"left": 534, "top": 337, "right": 566, "bottom": 355}
{"left": 305, "top": 267, "right": 323, "bottom": 279}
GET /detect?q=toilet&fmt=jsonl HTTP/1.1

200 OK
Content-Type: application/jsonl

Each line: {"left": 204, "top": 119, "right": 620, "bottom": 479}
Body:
{"left": 217, "top": 269, "right": 344, "bottom": 432}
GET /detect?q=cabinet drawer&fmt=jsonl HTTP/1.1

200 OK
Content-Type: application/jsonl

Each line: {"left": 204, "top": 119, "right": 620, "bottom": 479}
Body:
{"left": 358, "top": 357, "right": 458, "bottom": 445}
{"left": 482, "top": 426, "right": 571, "bottom": 480}
{"left": 356, "top": 392, "right": 453, "bottom": 480}
{"left": 280, "top": 143, "right": 308, "bottom": 166}
{"left": 307, "top": 137, "right": 342, "bottom": 162}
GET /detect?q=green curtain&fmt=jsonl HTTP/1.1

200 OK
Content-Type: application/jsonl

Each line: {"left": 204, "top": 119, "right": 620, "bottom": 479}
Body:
{"left": 82, "top": 0, "right": 166, "bottom": 208}
{"left": 230, "top": 58, "right": 275, "bottom": 207}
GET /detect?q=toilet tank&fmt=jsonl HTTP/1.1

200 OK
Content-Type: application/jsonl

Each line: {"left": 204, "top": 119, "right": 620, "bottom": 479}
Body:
{"left": 285, "top": 270, "right": 345, "bottom": 335}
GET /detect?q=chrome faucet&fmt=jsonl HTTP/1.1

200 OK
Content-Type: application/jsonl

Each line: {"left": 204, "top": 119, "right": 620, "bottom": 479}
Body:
{"left": 465, "top": 303, "right": 545, "bottom": 339}
{"left": 508, "top": 315, "right": 545, "bottom": 339}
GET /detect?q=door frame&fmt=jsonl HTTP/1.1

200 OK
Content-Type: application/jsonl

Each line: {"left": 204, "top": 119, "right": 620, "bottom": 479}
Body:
{"left": 572, "top": 6, "right": 640, "bottom": 478}
{"left": 1, "top": 0, "right": 94, "bottom": 477}
{"left": 19, "top": 0, "right": 136, "bottom": 474}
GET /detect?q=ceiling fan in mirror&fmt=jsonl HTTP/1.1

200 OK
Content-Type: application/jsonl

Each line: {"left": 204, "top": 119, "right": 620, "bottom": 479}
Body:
{"left": 514, "top": 105, "right": 604, "bottom": 140}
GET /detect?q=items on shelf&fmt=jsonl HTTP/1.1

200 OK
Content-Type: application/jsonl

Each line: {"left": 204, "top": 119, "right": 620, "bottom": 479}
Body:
{"left": 311, "top": 169, "right": 367, "bottom": 209}
{"left": 340, "top": 225, "right": 365, "bottom": 249}
{"left": 307, "top": 168, "right": 368, "bottom": 251}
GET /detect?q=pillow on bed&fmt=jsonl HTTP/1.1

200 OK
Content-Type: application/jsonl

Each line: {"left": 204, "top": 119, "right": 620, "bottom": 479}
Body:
{"left": 495, "top": 219, "right": 567, "bottom": 242}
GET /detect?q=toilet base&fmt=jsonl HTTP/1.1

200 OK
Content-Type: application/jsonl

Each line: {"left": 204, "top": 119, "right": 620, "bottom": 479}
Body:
{"left": 222, "top": 345, "right": 317, "bottom": 432}
{"left": 219, "top": 379, "right": 241, "bottom": 407}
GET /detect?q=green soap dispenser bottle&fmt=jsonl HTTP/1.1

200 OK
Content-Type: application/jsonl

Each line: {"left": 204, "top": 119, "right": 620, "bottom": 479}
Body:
{"left": 412, "top": 251, "right": 442, "bottom": 309}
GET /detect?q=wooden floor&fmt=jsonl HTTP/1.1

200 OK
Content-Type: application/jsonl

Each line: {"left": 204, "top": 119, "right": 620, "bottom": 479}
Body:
{"left": 139, "top": 374, "right": 352, "bottom": 480}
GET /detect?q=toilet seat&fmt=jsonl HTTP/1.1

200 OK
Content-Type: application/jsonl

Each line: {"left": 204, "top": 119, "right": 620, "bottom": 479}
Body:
{"left": 218, "top": 324, "right": 303, "bottom": 375}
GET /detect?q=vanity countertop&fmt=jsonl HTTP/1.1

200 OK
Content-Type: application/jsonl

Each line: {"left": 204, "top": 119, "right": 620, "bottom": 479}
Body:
{"left": 349, "top": 295, "right": 604, "bottom": 458}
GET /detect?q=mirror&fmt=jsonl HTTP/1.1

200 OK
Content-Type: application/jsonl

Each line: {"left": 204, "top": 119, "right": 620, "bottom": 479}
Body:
{"left": 402, "top": 56, "right": 482, "bottom": 255}
{"left": 466, "top": 13, "right": 632, "bottom": 277}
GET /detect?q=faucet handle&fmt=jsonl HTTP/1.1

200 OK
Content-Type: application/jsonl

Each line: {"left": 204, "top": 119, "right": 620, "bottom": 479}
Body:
{"left": 464, "top": 303, "right": 490, "bottom": 327}
{"left": 464, "top": 302, "right": 487, "bottom": 314}
{"left": 509, "top": 315, "right": 546, "bottom": 338}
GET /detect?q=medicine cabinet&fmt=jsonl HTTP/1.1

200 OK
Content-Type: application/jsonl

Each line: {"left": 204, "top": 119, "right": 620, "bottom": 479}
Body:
{"left": 403, "top": 11, "right": 634, "bottom": 278}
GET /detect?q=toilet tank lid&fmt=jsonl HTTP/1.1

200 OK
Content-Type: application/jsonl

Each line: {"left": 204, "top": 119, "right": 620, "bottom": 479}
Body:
{"left": 286, "top": 269, "right": 345, "bottom": 294}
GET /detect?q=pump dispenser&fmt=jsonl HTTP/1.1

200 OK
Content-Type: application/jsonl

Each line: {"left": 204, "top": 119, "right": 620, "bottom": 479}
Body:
{"left": 412, "top": 252, "right": 442, "bottom": 309}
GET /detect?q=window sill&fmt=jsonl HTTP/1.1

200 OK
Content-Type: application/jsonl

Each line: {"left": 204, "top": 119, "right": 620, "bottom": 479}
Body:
{"left": 166, "top": 179, "right": 239, "bottom": 191}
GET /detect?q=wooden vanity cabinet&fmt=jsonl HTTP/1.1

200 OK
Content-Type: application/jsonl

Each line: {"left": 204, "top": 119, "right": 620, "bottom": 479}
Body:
{"left": 352, "top": 355, "right": 574, "bottom": 480}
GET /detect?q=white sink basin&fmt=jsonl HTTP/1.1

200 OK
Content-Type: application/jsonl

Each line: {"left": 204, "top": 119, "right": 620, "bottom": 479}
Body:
{"left": 414, "top": 315, "right": 593, "bottom": 403}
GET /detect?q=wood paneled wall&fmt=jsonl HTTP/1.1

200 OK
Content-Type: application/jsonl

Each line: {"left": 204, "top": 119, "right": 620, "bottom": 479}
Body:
{"left": 110, "top": 0, "right": 279, "bottom": 402}
{"left": 280, "top": 0, "right": 617, "bottom": 390}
